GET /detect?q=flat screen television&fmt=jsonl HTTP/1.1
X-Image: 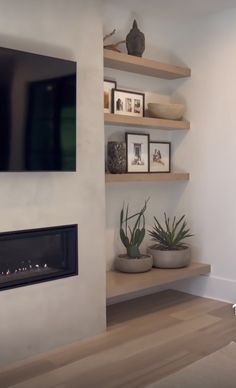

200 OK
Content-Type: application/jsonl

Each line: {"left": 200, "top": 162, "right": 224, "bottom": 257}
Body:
{"left": 0, "top": 47, "right": 76, "bottom": 171}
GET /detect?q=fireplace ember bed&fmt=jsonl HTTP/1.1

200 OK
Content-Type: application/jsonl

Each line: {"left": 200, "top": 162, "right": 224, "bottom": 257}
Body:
{"left": 0, "top": 224, "right": 78, "bottom": 291}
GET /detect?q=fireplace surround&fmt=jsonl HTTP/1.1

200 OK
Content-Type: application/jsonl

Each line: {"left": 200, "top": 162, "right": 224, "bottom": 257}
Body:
{"left": 0, "top": 224, "right": 78, "bottom": 291}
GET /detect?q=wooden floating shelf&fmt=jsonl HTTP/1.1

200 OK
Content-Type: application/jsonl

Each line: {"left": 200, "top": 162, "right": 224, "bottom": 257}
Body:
{"left": 104, "top": 113, "right": 190, "bottom": 130}
{"left": 104, "top": 49, "right": 191, "bottom": 80}
{"left": 105, "top": 172, "right": 190, "bottom": 183}
{"left": 107, "top": 262, "right": 211, "bottom": 304}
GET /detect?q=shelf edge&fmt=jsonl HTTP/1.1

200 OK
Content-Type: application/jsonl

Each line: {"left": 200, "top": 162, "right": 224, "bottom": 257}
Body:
{"left": 104, "top": 49, "right": 191, "bottom": 80}
{"left": 104, "top": 113, "right": 190, "bottom": 130}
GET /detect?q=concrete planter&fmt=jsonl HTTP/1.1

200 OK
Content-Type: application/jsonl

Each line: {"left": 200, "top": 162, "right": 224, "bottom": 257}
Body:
{"left": 147, "top": 246, "right": 191, "bottom": 269}
{"left": 115, "top": 254, "right": 153, "bottom": 273}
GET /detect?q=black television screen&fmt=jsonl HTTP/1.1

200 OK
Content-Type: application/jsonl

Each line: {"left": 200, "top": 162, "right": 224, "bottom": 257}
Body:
{"left": 0, "top": 47, "right": 76, "bottom": 171}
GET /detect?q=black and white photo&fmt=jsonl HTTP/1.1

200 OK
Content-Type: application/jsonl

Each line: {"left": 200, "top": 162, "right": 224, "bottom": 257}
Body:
{"left": 149, "top": 142, "right": 171, "bottom": 173}
{"left": 112, "top": 89, "right": 145, "bottom": 117}
{"left": 126, "top": 133, "right": 149, "bottom": 173}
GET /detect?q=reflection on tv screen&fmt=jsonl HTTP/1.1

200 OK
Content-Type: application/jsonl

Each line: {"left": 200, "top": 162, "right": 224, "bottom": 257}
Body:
{"left": 0, "top": 47, "right": 76, "bottom": 171}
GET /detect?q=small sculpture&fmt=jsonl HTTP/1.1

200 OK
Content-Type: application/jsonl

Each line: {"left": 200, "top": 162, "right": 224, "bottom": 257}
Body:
{"left": 126, "top": 20, "right": 145, "bottom": 57}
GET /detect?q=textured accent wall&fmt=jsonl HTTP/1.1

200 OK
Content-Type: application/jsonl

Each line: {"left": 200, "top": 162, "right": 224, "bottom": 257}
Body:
{"left": 0, "top": 0, "right": 106, "bottom": 367}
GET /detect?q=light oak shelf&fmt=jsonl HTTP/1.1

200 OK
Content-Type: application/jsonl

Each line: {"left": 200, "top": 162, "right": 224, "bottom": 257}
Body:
{"left": 104, "top": 49, "right": 191, "bottom": 80}
{"left": 105, "top": 172, "right": 190, "bottom": 183}
{"left": 104, "top": 113, "right": 190, "bottom": 130}
{"left": 107, "top": 262, "right": 211, "bottom": 304}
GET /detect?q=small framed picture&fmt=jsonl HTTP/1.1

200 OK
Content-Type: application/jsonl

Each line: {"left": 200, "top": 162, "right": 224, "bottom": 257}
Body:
{"left": 149, "top": 142, "right": 171, "bottom": 173}
{"left": 104, "top": 80, "right": 117, "bottom": 113}
{"left": 126, "top": 133, "right": 149, "bottom": 173}
{"left": 112, "top": 89, "right": 145, "bottom": 117}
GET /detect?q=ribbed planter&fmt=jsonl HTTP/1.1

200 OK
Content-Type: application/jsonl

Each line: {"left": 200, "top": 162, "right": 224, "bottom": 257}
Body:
{"left": 115, "top": 254, "right": 153, "bottom": 273}
{"left": 147, "top": 246, "right": 191, "bottom": 269}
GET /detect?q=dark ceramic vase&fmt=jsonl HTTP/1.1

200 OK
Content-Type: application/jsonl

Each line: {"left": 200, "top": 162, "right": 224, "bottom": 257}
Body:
{"left": 126, "top": 20, "right": 145, "bottom": 57}
{"left": 107, "top": 141, "right": 126, "bottom": 174}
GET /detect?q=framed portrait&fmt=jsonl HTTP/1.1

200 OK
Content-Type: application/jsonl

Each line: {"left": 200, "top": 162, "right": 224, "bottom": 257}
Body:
{"left": 104, "top": 80, "right": 117, "bottom": 113}
{"left": 112, "top": 89, "right": 145, "bottom": 117}
{"left": 126, "top": 133, "right": 149, "bottom": 173}
{"left": 149, "top": 142, "right": 171, "bottom": 173}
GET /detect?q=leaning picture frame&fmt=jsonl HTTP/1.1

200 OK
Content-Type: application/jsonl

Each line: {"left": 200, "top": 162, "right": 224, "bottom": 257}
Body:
{"left": 149, "top": 141, "right": 171, "bottom": 173}
{"left": 126, "top": 132, "right": 149, "bottom": 173}
{"left": 112, "top": 89, "right": 145, "bottom": 117}
{"left": 104, "top": 79, "right": 117, "bottom": 113}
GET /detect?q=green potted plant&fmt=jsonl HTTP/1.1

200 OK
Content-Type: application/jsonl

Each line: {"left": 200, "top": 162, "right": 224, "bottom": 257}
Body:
{"left": 115, "top": 199, "right": 153, "bottom": 273}
{"left": 148, "top": 213, "right": 193, "bottom": 268}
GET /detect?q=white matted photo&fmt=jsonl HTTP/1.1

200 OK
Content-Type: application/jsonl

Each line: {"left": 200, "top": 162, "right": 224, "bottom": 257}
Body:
{"left": 104, "top": 80, "right": 117, "bottom": 113}
{"left": 149, "top": 142, "right": 171, "bottom": 173}
{"left": 112, "top": 89, "right": 145, "bottom": 117}
{"left": 126, "top": 133, "right": 149, "bottom": 173}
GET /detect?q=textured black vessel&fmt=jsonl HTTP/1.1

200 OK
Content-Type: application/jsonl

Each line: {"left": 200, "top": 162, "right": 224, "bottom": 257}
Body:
{"left": 107, "top": 141, "right": 126, "bottom": 174}
{"left": 126, "top": 20, "right": 145, "bottom": 57}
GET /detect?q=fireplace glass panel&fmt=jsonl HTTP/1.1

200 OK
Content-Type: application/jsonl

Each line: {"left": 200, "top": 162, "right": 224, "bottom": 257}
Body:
{"left": 0, "top": 225, "right": 78, "bottom": 290}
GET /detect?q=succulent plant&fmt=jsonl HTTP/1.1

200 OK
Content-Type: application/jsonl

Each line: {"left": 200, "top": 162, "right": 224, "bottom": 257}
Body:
{"left": 120, "top": 199, "right": 149, "bottom": 258}
{"left": 149, "top": 213, "right": 193, "bottom": 250}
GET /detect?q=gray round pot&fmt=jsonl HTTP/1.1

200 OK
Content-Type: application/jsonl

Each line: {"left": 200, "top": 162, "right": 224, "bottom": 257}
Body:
{"left": 147, "top": 246, "right": 191, "bottom": 269}
{"left": 115, "top": 254, "right": 153, "bottom": 273}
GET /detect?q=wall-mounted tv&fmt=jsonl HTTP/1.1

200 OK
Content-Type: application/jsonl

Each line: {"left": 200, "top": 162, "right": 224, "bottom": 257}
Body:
{"left": 0, "top": 47, "right": 76, "bottom": 171}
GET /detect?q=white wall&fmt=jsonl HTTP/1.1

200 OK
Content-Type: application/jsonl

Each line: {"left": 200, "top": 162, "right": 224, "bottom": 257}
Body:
{"left": 103, "top": 3, "right": 236, "bottom": 303}
{"left": 0, "top": 0, "right": 106, "bottom": 367}
{"left": 103, "top": 5, "right": 191, "bottom": 270}
{"left": 170, "top": 8, "right": 236, "bottom": 303}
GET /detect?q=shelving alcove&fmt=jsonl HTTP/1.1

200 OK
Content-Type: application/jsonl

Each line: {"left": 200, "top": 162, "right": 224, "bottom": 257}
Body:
{"left": 104, "top": 50, "right": 210, "bottom": 303}
{"left": 104, "top": 48, "right": 191, "bottom": 184}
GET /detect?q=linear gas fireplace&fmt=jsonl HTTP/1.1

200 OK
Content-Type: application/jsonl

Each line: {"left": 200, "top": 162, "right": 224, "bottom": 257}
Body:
{"left": 0, "top": 224, "right": 78, "bottom": 291}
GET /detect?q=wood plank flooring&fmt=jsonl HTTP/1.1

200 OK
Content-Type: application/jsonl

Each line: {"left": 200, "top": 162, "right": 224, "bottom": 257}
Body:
{"left": 0, "top": 290, "right": 235, "bottom": 388}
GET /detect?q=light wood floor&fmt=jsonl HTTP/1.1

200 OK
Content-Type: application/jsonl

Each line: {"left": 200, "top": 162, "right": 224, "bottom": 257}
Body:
{"left": 0, "top": 290, "right": 235, "bottom": 388}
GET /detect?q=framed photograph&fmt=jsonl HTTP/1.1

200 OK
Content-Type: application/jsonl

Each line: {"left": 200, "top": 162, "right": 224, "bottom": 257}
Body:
{"left": 149, "top": 142, "right": 171, "bottom": 173}
{"left": 112, "top": 89, "right": 145, "bottom": 117}
{"left": 126, "top": 133, "right": 149, "bottom": 173}
{"left": 104, "top": 80, "right": 117, "bottom": 113}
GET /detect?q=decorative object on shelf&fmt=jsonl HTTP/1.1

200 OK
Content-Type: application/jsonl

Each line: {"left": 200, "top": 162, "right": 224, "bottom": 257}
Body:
{"left": 112, "top": 89, "right": 145, "bottom": 117}
{"left": 107, "top": 141, "right": 126, "bottom": 174}
{"left": 104, "top": 80, "right": 117, "bottom": 113}
{"left": 148, "top": 213, "right": 193, "bottom": 268}
{"left": 103, "top": 29, "right": 126, "bottom": 53}
{"left": 148, "top": 102, "right": 185, "bottom": 120}
{"left": 149, "top": 142, "right": 171, "bottom": 173}
{"left": 126, "top": 20, "right": 145, "bottom": 57}
{"left": 126, "top": 132, "right": 149, "bottom": 173}
{"left": 115, "top": 199, "right": 153, "bottom": 273}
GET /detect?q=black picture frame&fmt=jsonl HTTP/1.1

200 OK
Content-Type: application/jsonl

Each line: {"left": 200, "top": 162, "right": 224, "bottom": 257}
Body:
{"left": 104, "top": 79, "right": 117, "bottom": 113}
{"left": 112, "top": 89, "right": 145, "bottom": 117}
{"left": 126, "top": 132, "right": 149, "bottom": 173}
{"left": 149, "top": 141, "right": 171, "bottom": 173}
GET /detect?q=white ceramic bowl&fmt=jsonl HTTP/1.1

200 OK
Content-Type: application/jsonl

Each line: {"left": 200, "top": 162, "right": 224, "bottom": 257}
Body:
{"left": 148, "top": 102, "right": 185, "bottom": 120}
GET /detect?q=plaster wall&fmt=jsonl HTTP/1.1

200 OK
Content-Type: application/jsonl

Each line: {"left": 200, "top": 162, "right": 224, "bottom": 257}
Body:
{"left": 0, "top": 0, "right": 106, "bottom": 367}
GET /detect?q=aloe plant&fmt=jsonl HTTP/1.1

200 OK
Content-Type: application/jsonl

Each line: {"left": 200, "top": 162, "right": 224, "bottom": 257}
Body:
{"left": 120, "top": 199, "right": 149, "bottom": 258}
{"left": 149, "top": 213, "right": 193, "bottom": 250}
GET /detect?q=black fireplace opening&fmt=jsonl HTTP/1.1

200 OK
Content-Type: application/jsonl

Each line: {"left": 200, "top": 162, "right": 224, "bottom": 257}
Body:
{"left": 0, "top": 224, "right": 78, "bottom": 291}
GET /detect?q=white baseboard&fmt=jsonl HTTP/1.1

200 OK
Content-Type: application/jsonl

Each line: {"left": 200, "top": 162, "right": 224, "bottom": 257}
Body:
{"left": 171, "top": 274, "right": 236, "bottom": 303}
